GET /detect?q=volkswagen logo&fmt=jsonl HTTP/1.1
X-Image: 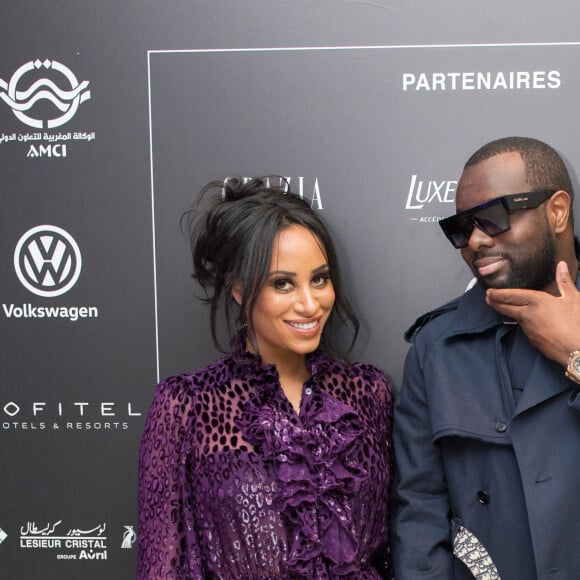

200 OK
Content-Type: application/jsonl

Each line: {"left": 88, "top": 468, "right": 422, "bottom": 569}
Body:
{"left": 14, "top": 225, "right": 82, "bottom": 297}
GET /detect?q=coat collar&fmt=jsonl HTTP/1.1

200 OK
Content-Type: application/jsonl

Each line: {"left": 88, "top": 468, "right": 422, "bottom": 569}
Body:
{"left": 447, "top": 282, "right": 505, "bottom": 337}
{"left": 446, "top": 258, "right": 580, "bottom": 415}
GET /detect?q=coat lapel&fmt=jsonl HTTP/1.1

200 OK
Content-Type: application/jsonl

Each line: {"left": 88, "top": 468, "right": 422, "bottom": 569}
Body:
{"left": 446, "top": 280, "right": 576, "bottom": 418}
{"left": 514, "top": 352, "right": 571, "bottom": 416}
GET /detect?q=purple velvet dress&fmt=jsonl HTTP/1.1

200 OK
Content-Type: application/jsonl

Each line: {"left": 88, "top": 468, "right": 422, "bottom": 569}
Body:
{"left": 138, "top": 340, "right": 393, "bottom": 579}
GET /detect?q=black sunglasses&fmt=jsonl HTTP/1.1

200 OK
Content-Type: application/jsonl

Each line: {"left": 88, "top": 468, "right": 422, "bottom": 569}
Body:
{"left": 439, "top": 189, "right": 556, "bottom": 248}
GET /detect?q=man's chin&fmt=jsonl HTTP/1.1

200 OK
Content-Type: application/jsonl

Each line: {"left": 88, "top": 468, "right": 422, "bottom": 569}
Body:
{"left": 476, "top": 272, "right": 555, "bottom": 292}
{"left": 474, "top": 272, "right": 507, "bottom": 290}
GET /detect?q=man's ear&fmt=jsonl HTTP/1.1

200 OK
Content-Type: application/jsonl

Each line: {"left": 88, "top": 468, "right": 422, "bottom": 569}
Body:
{"left": 548, "top": 190, "right": 572, "bottom": 234}
{"left": 231, "top": 282, "right": 243, "bottom": 305}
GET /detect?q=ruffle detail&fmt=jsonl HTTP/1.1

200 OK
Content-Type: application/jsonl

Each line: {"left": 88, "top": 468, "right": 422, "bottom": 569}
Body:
{"left": 237, "top": 366, "right": 368, "bottom": 578}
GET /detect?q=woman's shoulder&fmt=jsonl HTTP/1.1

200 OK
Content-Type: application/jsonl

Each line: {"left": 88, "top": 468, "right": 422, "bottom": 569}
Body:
{"left": 147, "top": 357, "right": 235, "bottom": 427}
{"left": 351, "top": 361, "right": 393, "bottom": 400}
{"left": 156, "top": 355, "right": 234, "bottom": 394}
{"left": 315, "top": 352, "right": 392, "bottom": 393}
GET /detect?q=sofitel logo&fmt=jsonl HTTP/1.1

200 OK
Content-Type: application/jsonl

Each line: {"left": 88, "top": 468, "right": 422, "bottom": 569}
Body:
{"left": 14, "top": 225, "right": 82, "bottom": 298}
{"left": 0, "top": 59, "right": 91, "bottom": 129}
{"left": 2, "top": 399, "right": 141, "bottom": 431}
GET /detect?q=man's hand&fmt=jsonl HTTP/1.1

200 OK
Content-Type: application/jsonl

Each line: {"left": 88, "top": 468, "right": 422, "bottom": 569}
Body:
{"left": 485, "top": 261, "right": 580, "bottom": 366}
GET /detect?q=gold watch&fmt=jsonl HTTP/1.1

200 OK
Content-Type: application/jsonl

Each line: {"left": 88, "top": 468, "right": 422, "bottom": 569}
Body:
{"left": 566, "top": 350, "right": 580, "bottom": 384}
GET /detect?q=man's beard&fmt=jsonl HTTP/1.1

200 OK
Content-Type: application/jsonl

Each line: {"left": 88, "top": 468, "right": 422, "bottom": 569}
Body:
{"left": 474, "top": 225, "right": 557, "bottom": 291}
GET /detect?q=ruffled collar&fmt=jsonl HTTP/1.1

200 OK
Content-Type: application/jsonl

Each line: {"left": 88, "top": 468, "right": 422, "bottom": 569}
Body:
{"left": 230, "top": 327, "right": 334, "bottom": 385}
{"left": 233, "top": 329, "right": 367, "bottom": 577}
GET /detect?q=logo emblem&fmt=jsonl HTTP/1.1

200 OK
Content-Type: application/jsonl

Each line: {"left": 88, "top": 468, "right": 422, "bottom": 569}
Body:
{"left": 27, "top": 144, "right": 67, "bottom": 158}
{"left": 121, "top": 526, "right": 136, "bottom": 549}
{"left": 0, "top": 59, "right": 90, "bottom": 129}
{"left": 0, "top": 527, "right": 7, "bottom": 545}
{"left": 14, "top": 225, "right": 82, "bottom": 297}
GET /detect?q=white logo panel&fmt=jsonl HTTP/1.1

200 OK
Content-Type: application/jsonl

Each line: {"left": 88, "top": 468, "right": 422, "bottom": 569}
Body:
{"left": 14, "top": 225, "right": 82, "bottom": 297}
{"left": 0, "top": 60, "right": 91, "bottom": 129}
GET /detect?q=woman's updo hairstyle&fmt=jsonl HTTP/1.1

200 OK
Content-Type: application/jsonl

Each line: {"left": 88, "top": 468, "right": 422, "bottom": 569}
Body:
{"left": 184, "top": 176, "right": 359, "bottom": 360}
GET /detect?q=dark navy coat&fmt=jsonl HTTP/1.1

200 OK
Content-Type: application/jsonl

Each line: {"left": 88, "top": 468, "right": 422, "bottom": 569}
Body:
{"left": 391, "top": 282, "right": 580, "bottom": 580}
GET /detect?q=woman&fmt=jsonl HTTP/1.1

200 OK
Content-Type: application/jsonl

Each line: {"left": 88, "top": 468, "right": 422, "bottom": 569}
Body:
{"left": 138, "top": 177, "right": 393, "bottom": 579}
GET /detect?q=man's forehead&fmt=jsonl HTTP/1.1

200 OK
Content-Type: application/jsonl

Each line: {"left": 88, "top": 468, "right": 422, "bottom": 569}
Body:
{"left": 456, "top": 151, "right": 529, "bottom": 210}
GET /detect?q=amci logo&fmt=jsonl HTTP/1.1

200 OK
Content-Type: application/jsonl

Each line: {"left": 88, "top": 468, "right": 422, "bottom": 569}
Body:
{"left": 27, "top": 143, "right": 67, "bottom": 158}
{"left": 0, "top": 59, "right": 91, "bottom": 129}
{"left": 14, "top": 225, "right": 82, "bottom": 297}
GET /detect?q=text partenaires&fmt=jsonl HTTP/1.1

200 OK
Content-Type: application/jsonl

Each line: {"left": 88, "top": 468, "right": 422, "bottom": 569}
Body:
{"left": 403, "top": 70, "right": 560, "bottom": 91}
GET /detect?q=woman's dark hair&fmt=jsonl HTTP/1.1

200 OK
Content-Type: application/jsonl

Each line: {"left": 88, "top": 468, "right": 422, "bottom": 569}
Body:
{"left": 183, "top": 176, "right": 359, "bottom": 360}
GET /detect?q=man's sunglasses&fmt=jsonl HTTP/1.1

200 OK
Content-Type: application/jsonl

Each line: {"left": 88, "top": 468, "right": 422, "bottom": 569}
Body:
{"left": 439, "top": 189, "right": 556, "bottom": 249}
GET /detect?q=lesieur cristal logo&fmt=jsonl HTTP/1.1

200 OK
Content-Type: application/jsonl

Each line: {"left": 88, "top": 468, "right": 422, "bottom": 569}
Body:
{"left": 0, "top": 59, "right": 91, "bottom": 129}
{"left": 14, "top": 225, "right": 82, "bottom": 297}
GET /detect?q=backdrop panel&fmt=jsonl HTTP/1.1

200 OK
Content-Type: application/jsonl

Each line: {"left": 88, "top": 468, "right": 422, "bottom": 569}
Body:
{"left": 1, "top": 2, "right": 580, "bottom": 578}
{"left": 150, "top": 44, "right": 580, "bottom": 387}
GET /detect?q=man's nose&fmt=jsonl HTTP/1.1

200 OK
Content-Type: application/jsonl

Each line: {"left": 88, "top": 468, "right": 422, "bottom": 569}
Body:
{"left": 465, "top": 222, "right": 495, "bottom": 251}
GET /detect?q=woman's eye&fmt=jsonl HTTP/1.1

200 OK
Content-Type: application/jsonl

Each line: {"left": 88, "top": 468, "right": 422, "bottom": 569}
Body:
{"left": 273, "top": 279, "right": 293, "bottom": 291}
{"left": 312, "top": 273, "right": 330, "bottom": 288}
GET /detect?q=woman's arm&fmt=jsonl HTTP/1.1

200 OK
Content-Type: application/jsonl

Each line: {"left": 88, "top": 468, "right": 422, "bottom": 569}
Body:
{"left": 137, "top": 376, "right": 204, "bottom": 579}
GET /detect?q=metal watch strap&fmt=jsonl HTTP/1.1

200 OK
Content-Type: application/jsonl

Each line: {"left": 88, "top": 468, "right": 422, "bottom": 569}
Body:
{"left": 566, "top": 350, "right": 580, "bottom": 384}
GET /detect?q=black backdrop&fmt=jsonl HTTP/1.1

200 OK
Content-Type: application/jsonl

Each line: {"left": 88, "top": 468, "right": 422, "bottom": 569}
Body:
{"left": 2, "top": 2, "right": 580, "bottom": 577}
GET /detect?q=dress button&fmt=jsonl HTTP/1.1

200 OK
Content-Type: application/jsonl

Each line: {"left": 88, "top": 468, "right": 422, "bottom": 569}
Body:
{"left": 495, "top": 421, "right": 508, "bottom": 433}
{"left": 304, "top": 387, "right": 312, "bottom": 396}
{"left": 477, "top": 490, "right": 491, "bottom": 505}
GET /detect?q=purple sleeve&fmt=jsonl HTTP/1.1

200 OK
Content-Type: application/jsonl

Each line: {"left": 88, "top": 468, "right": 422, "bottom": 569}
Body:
{"left": 358, "top": 362, "right": 395, "bottom": 483}
{"left": 137, "top": 376, "right": 204, "bottom": 579}
{"left": 360, "top": 363, "right": 395, "bottom": 578}
{"left": 373, "top": 365, "right": 394, "bottom": 481}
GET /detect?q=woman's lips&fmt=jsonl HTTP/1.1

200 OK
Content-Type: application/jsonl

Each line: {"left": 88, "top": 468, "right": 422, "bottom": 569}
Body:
{"left": 285, "top": 318, "right": 321, "bottom": 336}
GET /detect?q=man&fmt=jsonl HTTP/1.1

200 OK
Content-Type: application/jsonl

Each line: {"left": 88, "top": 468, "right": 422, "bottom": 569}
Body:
{"left": 391, "top": 136, "right": 580, "bottom": 579}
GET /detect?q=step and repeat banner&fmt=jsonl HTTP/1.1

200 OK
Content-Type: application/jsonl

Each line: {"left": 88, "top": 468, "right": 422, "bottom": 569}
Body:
{"left": 2, "top": 3, "right": 580, "bottom": 578}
